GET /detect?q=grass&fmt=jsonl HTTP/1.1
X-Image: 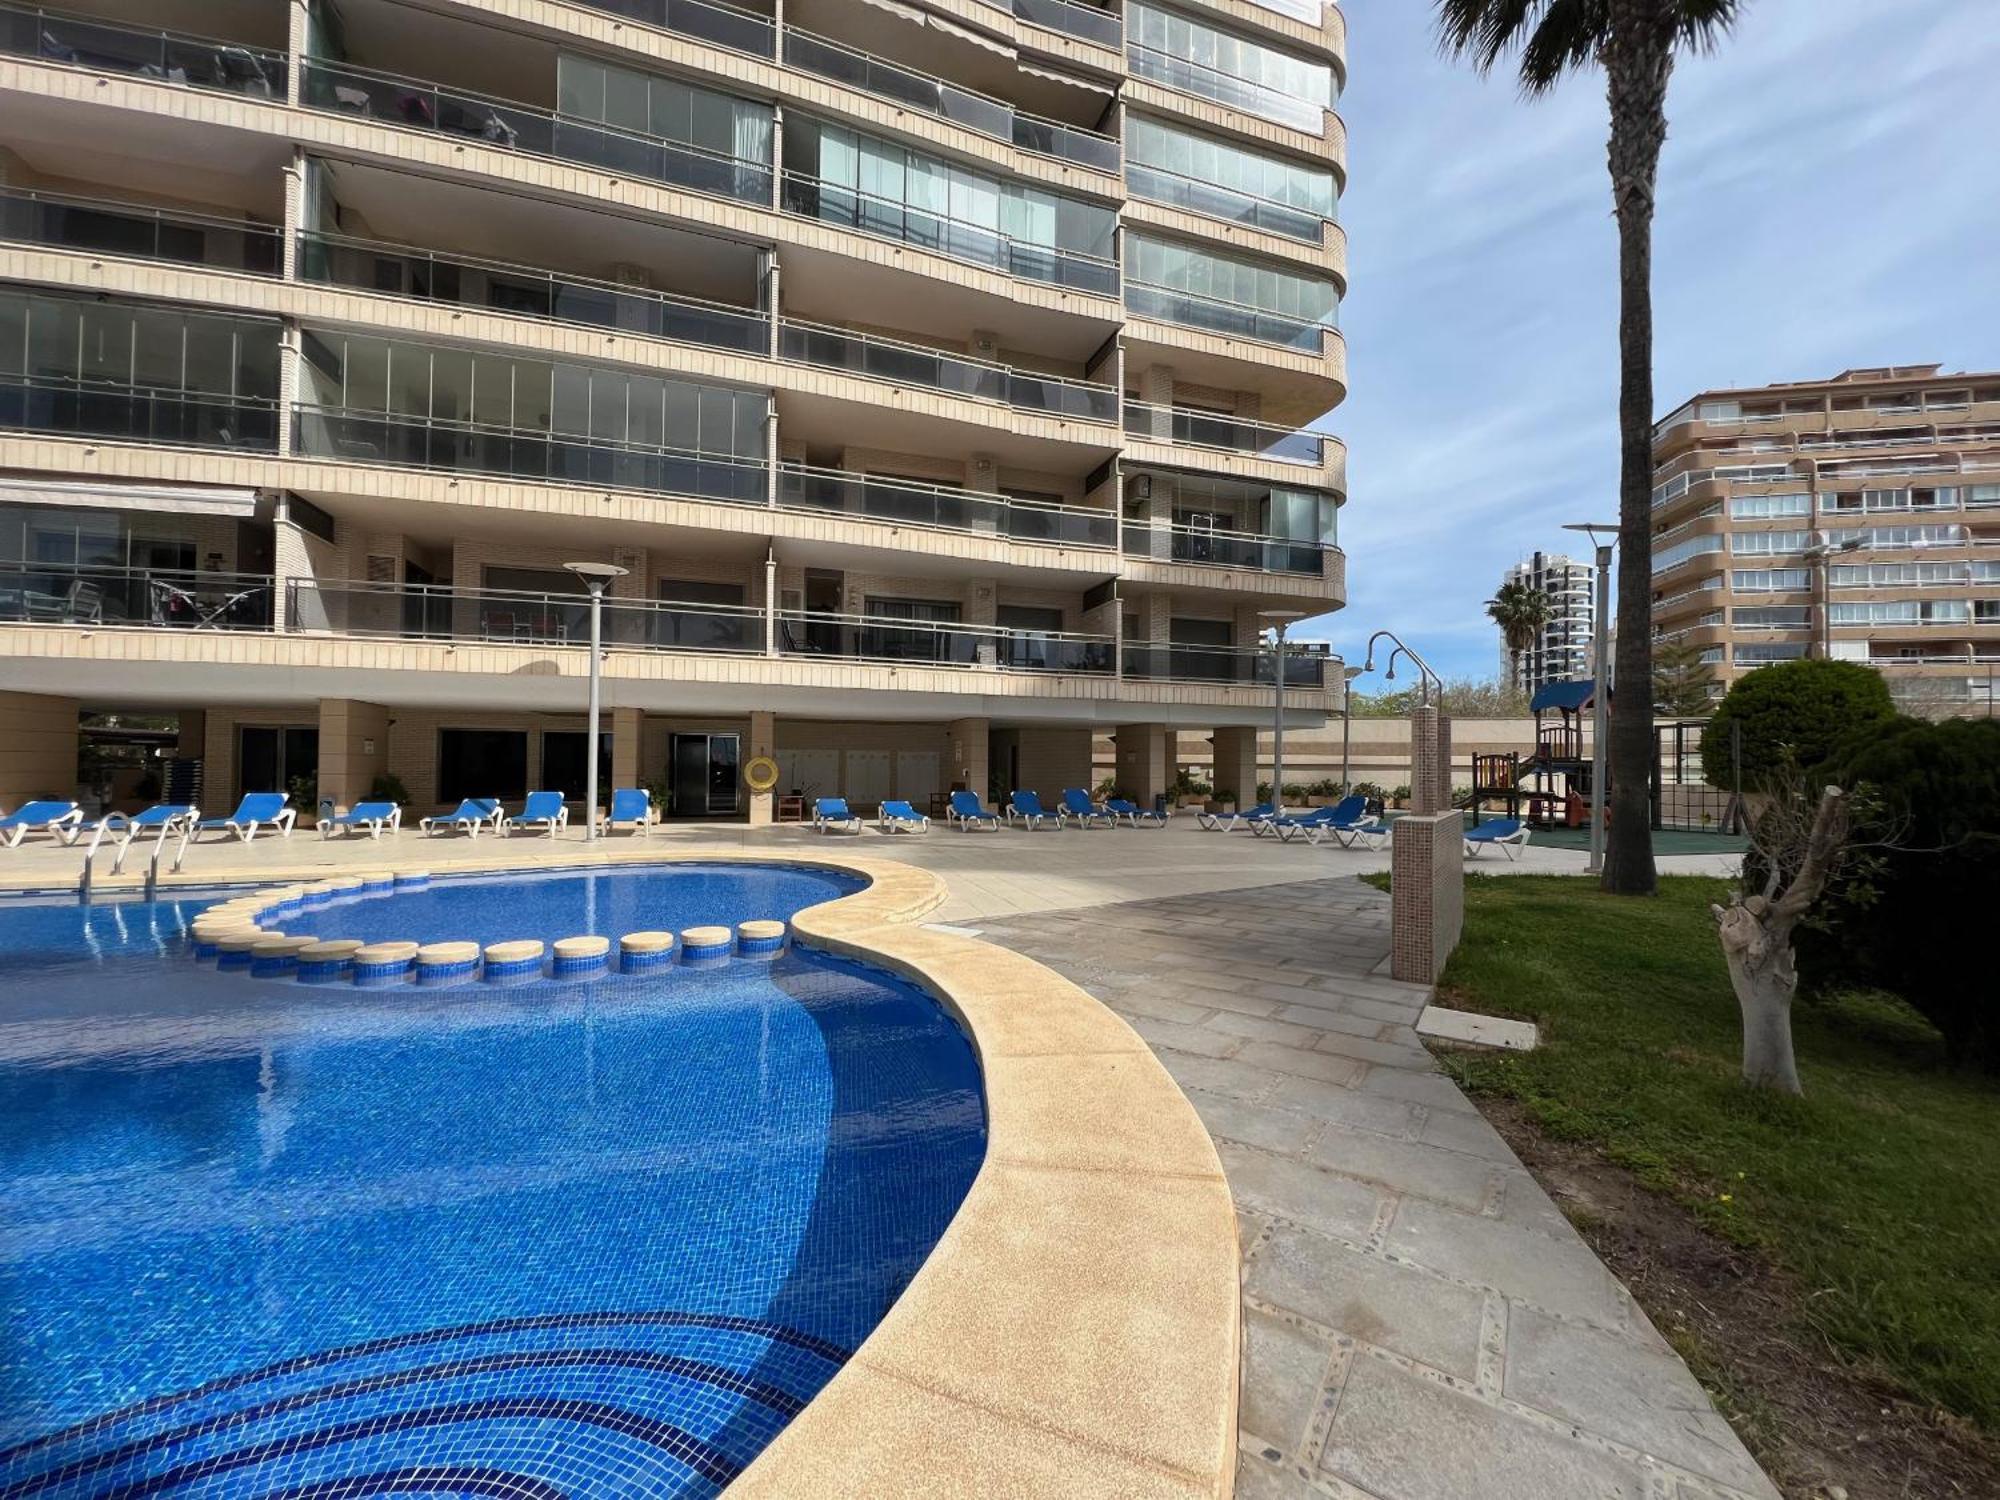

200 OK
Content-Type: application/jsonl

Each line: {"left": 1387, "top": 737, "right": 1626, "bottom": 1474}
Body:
{"left": 1398, "top": 873, "right": 2000, "bottom": 1433}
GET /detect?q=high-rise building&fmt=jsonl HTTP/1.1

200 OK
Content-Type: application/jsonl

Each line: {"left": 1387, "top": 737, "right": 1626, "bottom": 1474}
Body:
{"left": 0, "top": 0, "right": 1349, "bottom": 816}
{"left": 1496, "top": 550, "right": 1593, "bottom": 692}
{"left": 1651, "top": 366, "right": 2000, "bottom": 715}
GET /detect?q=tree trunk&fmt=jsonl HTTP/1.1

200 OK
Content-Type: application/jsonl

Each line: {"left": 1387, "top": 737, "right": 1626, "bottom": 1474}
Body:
{"left": 1714, "top": 900, "right": 1803, "bottom": 1094}
{"left": 1600, "top": 4, "right": 1675, "bottom": 896}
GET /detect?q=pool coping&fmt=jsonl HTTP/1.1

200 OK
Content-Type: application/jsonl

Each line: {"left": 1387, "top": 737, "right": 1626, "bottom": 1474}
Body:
{"left": 71, "top": 846, "right": 1244, "bottom": 1498}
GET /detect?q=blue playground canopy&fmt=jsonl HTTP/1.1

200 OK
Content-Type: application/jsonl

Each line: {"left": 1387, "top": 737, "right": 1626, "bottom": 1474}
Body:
{"left": 1529, "top": 679, "right": 1607, "bottom": 713}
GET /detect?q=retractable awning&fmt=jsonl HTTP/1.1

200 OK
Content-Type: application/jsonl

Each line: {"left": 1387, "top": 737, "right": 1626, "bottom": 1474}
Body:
{"left": 0, "top": 477, "right": 261, "bottom": 517}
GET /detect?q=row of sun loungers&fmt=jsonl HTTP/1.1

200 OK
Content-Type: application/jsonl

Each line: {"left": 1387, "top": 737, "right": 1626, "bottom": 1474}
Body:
{"left": 1195, "top": 797, "right": 1532, "bottom": 858}
{"left": 813, "top": 789, "right": 1173, "bottom": 833}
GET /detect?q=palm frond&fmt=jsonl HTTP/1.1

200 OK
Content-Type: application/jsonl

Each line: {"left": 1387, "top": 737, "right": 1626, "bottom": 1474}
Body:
{"left": 1437, "top": 0, "right": 1744, "bottom": 95}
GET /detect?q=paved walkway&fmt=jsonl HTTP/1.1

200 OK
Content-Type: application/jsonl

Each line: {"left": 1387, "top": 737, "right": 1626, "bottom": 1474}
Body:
{"left": 977, "top": 879, "right": 1779, "bottom": 1500}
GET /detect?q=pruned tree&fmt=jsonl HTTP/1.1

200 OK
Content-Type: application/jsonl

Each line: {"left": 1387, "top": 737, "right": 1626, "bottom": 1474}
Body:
{"left": 1712, "top": 769, "right": 1873, "bottom": 1094}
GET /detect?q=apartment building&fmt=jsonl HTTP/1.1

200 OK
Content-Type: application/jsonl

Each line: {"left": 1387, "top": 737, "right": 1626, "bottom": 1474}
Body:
{"left": 1496, "top": 550, "right": 1591, "bottom": 693}
{"left": 0, "top": 0, "right": 1349, "bottom": 820}
{"left": 1651, "top": 365, "right": 2000, "bottom": 715}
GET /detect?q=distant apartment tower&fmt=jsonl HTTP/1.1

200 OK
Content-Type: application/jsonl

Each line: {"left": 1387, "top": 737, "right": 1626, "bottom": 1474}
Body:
{"left": 1498, "top": 551, "right": 1593, "bottom": 692}
{"left": 1651, "top": 365, "right": 2000, "bottom": 714}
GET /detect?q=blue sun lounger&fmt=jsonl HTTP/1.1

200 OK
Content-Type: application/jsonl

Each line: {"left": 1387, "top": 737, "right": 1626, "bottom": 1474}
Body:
{"left": 1464, "top": 817, "right": 1531, "bottom": 860}
{"left": 1269, "top": 795, "right": 1369, "bottom": 844}
{"left": 597, "top": 788, "right": 653, "bottom": 836}
{"left": 1197, "top": 801, "right": 1272, "bottom": 832}
{"left": 317, "top": 800, "right": 402, "bottom": 839}
{"left": 879, "top": 799, "right": 930, "bottom": 832}
{"left": 1, "top": 800, "right": 83, "bottom": 847}
{"left": 1105, "top": 797, "right": 1169, "bottom": 827}
{"left": 948, "top": 790, "right": 1001, "bottom": 830}
{"left": 420, "top": 798, "right": 500, "bottom": 838}
{"left": 814, "top": 796, "right": 861, "bottom": 833}
{"left": 195, "top": 793, "right": 295, "bottom": 842}
{"left": 501, "top": 791, "right": 567, "bottom": 837}
{"left": 1007, "top": 790, "right": 1060, "bottom": 830}
{"left": 1060, "top": 788, "right": 1114, "bottom": 828}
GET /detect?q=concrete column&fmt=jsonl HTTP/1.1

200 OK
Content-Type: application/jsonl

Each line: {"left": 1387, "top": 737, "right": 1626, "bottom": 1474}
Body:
{"left": 316, "top": 698, "right": 389, "bottom": 810}
{"left": 0, "top": 692, "right": 79, "bottom": 806}
{"left": 1114, "top": 722, "right": 1169, "bottom": 806}
{"left": 611, "top": 707, "right": 644, "bottom": 791}
{"left": 1211, "top": 726, "right": 1260, "bottom": 810}
{"left": 946, "top": 717, "right": 988, "bottom": 797}
{"left": 1410, "top": 705, "right": 1454, "bottom": 816}
{"left": 747, "top": 710, "right": 776, "bottom": 827}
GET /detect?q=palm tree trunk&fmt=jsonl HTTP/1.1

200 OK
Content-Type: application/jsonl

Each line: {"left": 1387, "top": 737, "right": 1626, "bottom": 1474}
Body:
{"left": 1601, "top": 4, "right": 1673, "bottom": 896}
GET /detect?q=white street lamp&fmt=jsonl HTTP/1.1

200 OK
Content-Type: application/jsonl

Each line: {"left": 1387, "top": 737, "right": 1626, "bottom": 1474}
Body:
{"left": 565, "top": 560, "right": 628, "bottom": 842}
{"left": 1803, "top": 530, "right": 1862, "bottom": 660}
{"left": 1562, "top": 522, "right": 1617, "bottom": 875}
{"left": 1339, "top": 663, "right": 1367, "bottom": 793}
{"left": 1259, "top": 610, "right": 1308, "bottom": 807}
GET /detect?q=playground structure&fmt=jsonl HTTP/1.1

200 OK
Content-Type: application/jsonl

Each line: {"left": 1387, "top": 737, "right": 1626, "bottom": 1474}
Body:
{"left": 1462, "top": 682, "right": 1738, "bottom": 834}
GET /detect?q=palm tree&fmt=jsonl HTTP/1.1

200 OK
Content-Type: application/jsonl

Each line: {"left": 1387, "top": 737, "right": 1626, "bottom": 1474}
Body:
{"left": 1486, "top": 581, "right": 1554, "bottom": 692}
{"left": 1437, "top": 0, "right": 1744, "bottom": 896}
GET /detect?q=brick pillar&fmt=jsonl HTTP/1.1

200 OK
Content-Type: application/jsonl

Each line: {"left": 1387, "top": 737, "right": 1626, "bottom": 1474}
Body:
{"left": 1391, "top": 812, "right": 1465, "bottom": 984}
{"left": 1211, "top": 726, "right": 1259, "bottom": 810}
{"left": 0, "top": 692, "right": 79, "bottom": 806}
{"left": 1410, "top": 706, "right": 1453, "bottom": 816}
{"left": 946, "top": 717, "right": 988, "bottom": 795}
{"left": 316, "top": 698, "right": 389, "bottom": 810}
{"left": 746, "top": 710, "right": 776, "bottom": 826}
{"left": 611, "top": 707, "right": 644, "bottom": 791}
{"left": 1115, "top": 723, "right": 1169, "bottom": 806}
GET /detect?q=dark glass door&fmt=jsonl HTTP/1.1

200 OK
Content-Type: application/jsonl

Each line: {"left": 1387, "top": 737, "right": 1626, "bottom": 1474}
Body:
{"left": 668, "top": 733, "right": 741, "bottom": 817}
{"left": 236, "top": 725, "right": 318, "bottom": 801}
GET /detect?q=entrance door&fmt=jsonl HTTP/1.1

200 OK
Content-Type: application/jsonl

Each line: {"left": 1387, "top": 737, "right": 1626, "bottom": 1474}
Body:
{"left": 237, "top": 725, "right": 318, "bottom": 802}
{"left": 668, "top": 733, "right": 741, "bottom": 817}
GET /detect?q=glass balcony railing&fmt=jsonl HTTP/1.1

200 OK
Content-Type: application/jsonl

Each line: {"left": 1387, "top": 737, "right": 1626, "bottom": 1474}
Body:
{"left": 779, "top": 319, "right": 1116, "bottom": 422}
{"left": 1, "top": 375, "right": 279, "bottom": 450}
{"left": 1122, "top": 402, "right": 1327, "bottom": 466}
{"left": 1127, "top": 42, "right": 1325, "bottom": 134}
{"left": 292, "top": 405, "right": 769, "bottom": 505}
{"left": 288, "top": 579, "right": 767, "bottom": 651}
{"left": 300, "top": 59, "right": 774, "bottom": 206}
{"left": 779, "top": 465, "right": 1117, "bottom": 547}
{"left": 1009, "top": 0, "right": 1121, "bottom": 47}
{"left": 0, "top": 3, "right": 287, "bottom": 98}
{"left": 1126, "top": 162, "right": 1326, "bottom": 243}
{"left": 778, "top": 609, "right": 1114, "bottom": 672}
{"left": 782, "top": 28, "right": 1118, "bottom": 172}
{"left": 1122, "top": 641, "right": 1327, "bottom": 686}
{"left": 782, "top": 173, "right": 1118, "bottom": 295}
{"left": 0, "top": 187, "right": 282, "bottom": 274}
{"left": 560, "top": 0, "right": 777, "bottom": 58}
{"left": 297, "top": 232, "right": 769, "bottom": 354}
{"left": 1120, "top": 521, "right": 1329, "bottom": 576}
{"left": 0, "top": 562, "right": 274, "bottom": 630}
{"left": 1124, "top": 280, "right": 1331, "bottom": 351}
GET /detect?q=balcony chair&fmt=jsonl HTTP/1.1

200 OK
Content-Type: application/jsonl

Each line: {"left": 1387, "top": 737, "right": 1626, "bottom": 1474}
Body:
{"left": 318, "top": 801, "right": 403, "bottom": 840}
{"left": 194, "top": 793, "right": 296, "bottom": 842}
{"left": 878, "top": 799, "right": 930, "bottom": 833}
{"left": 1464, "top": 818, "right": 1532, "bottom": 861}
{"left": 502, "top": 791, "right": 568, "bottom": 837}
{"left": 0, "top": 800, "right": 84, "bottom": 847}
{"left": 1059, "top": 788, "right": 1115, "bottom": 828}
{"left": 597, "top": 788, "right": 654, "bottom": 836}
{"left": 813, "top": 797, "right": 862, "bottom": 834}
{"left": 1006, "top": 790, "right": 1061, "bottom": 830}
{"left": 947, "top": 790, "right": 1001, "bottom": 830}
{"left": 420, "top": 798, "right": 502, "bottom": 838}
{"left": 1105, "top": 797, "right": 1170, "bottom": 827}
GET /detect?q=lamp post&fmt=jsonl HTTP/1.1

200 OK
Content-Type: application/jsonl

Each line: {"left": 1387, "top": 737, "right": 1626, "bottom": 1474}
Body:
{"left": 565, "top": 561, "right": 628, "bottom": 842}
{"left": 1804, "top": 530, "right": 1862, "bottom": 660}
{"left": 1339, "top": 663, "right": 1367, "bottom": 792}
{"left": 1259, "top": 610, "right": 1308, "bottom": 807}
{"left": 1561, "top": 523, "right": 1616, "bottom": 874}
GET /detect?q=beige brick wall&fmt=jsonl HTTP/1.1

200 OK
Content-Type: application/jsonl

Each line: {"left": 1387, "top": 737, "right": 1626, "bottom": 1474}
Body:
{"left": 0, "top": 691, "right": 79, "bottom": 805}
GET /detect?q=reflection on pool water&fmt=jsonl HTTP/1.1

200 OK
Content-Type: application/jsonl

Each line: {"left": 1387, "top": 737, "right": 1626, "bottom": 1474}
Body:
{"left": 0, "top": 864, "right": 985, "bottom": 1499}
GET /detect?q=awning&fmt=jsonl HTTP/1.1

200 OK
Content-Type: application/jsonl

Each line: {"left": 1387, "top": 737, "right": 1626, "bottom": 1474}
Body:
{"left": 927, "top": 11, "right": 1017, "bottom": 58}
{"left": 855, "top": 0, "right": 929, "bottom": 24}
{"left": 0, "top": 477, "right": 261, "bottom": 518}
{"left": 1017, "top": 59, "right": 1114, "bottom": 95}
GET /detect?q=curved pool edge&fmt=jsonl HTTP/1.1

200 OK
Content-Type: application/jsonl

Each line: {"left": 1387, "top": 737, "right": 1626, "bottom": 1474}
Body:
{"left": 31, "top": 847, "right": 1242, "bottom": 1498}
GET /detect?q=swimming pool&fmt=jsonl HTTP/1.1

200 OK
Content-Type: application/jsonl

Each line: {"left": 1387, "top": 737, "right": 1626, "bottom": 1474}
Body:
{"left": 0, "top": 864, "right": 986, "bottom": 1499}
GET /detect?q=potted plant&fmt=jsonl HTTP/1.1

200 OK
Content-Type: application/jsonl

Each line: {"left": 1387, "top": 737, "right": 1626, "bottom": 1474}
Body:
{"left": 1391, "top": 783, "right": 1413, "bottom": 810}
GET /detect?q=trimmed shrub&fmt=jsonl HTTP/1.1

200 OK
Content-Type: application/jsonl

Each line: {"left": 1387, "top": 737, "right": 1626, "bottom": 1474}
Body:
{"left": 1701, "top": 659, "right": 1895, "bottom": 790}
{"left": 1798, "top": 716, "right": 2000, "bottom": 1069}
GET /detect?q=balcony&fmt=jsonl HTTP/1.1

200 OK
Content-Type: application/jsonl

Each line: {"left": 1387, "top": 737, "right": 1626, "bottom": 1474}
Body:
{"left": 1125, "top": 162, "right": 1326, "bottom": 244}
{"left": 1, "top": 3, "right": 288, "bottom": 98}
{"left": 2, "top": 374, "right": 279, "bottom": 451}
{"left": 1123, "top": 401, "right": 1329, "bottom": 467}
{"left": 778, "top": 609, "right": 1113, "bottom": 671}
{"left": 778, "top": 319, "right": 1116, "bottom": 421}
{"left": 1, "top": 562, "right": 275, "bottom": 630}
{"left": 299, "top": 58, "right": 775, "bottom": 206}
{"left": 782, "top": 173, "right": 1119, "bottom": 295}
{"left": 1125, "top": 279, "right": 1330, "bottom": 351}
{"left": 1004, "top": 0, "right": 1121, "bottom": 46}
{"left": 1122, "top": 640, "right": 1326, "bottom": 686}
{"left": 779, "top": 466, "right": 1117, "bottom": 547}
{"left": 297, "top": 231, "right": 769, "bottom": 354}
{"left": 1121, "top": 520, "right": 1330, "bottom": 576}
{"left": 1, "top": 187, "right": 281, "bottom": 275}
{"left": 1127, "top": 42, "right": 1324, "bottom": 134}
{"left": 560, "top": 0, "right": 779, "bottom": 58}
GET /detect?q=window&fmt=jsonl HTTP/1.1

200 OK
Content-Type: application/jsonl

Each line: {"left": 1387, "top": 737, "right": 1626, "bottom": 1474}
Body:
{"left": 1127, "top": 3, "right": 1332, "bottom": 130}
{"left": 1728, "top": 493, "right": 1811, "bottom": 519}
{"left": 1125, "top": 116, "right": 1335, "bottom": 239}
{"left": 1830, "top": 561, "right": 1967, "bottom": 588}
{"left": 1124, "top": 233, "right": 1339, "bottom": 348}
{"left": 0, "top": 285, "right": 280, "bottom": 398}
{"left": 555, "top": 55, "right": 772, "bottom": 202}
{"left": 1732, "top": 606, "right": 1810, "bottom": 629}
{"left": 1829, "top": 600, "right": 1970, "bottom": 626}
{"left": 1733, "top": 569, "right": 1809, "bottom": 592}
{"left": 438, "top": 729, "right": 528, "bottom": 804}
{"left": 1651, "top": 533, "right": 1725, "bottom": 574}
{"left": 1730, "top": 530, "right": 1806, "bottom": 556}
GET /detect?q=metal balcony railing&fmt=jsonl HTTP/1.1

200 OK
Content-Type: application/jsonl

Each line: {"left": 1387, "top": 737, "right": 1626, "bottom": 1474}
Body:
{"left": 1125, "top": 161, "right": 1327, "bottom": 244}
{"left": 0, "top": 187, "right": 281, "bottom": 274}
{"left": 1121, "top": 641, "right": 1328, "bottom": 686}
{"left": 779, "top": 319, "right": 1116, "bottom": 422}
{"left": 288, "top": 579, "right": 767, "bottom": 651}
{"left": 1, "top": 3, "right": 287, "bottom": 98}
{"left": 776, "top": 609, "right": 1115, "bottom": 672}
{"left": 1, "top": 375, "right": 279, "bottom": 451}
{"left": 1007, "top": 0, "right": 1121, "bottom": 46}
{"left": 1120, "top": 520, "right": 1330, "bottom": 576}
{"left": 1127, "top": 41, "right": 1324, "bottom": 134}
{"left": 1122, "top": 401, "right": 1328, "bottom": 466}
{"left": 778, "top": 465, "right": 1117, "bottom": 547}
{"left": 561, "top": 0, "right": 778, "bottom": 57}
{"left": 2, "top": 563, "right": 274, "bottom": 630}
{"left": 1124, "top": 279, "right": 1332, "bottom": 351}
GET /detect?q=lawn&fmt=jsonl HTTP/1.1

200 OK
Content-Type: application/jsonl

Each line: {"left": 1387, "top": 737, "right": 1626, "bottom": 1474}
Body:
{"left": 1403, "top": 873, "right": 2000, "bottom": 1434}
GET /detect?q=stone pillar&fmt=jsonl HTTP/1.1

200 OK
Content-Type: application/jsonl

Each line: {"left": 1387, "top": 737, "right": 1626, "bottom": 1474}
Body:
{"left": 0, "top": 692, "right": 79, "bottom": 806}
{"left": 1410, "top": 705, "right": 1453, "bottom": 816}
{"left": 1114, "top": 723, "right": 1169, "bottom": 806}
{"left": 946, "top": 717, "right": 988, "bottom": 795}
{"left": 1211, "top": 726, "right": 1259, "bottom": 811}
{"left": 611, "top": 707, "right": 644, "bottom": 791}
{"left": 747, "top": 710, "right": 776, "bottom": 826}
{"left": 316, "top": 698, "right": 389, "bottom": 810}
{"left": 1391, "top": 812, "right": 1465, "bottom": 984}
{"left": 1136, "top": 363, "right": 1175, "bottom": 439}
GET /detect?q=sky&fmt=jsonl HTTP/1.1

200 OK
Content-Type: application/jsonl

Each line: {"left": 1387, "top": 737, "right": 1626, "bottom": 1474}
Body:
{"left": 1304, "top": 0, "right": 2000, "bottom": 682}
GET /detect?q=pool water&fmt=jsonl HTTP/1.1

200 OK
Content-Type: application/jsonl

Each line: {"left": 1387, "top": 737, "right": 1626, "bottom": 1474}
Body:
{"left": 0, "top": 866, "right": 986, "bottom": 1499}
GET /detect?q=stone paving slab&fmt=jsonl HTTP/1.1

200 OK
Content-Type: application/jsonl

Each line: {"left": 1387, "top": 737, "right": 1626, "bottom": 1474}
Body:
{"left": 976, "top": 876, "right": 1780, "bottom": 1500}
